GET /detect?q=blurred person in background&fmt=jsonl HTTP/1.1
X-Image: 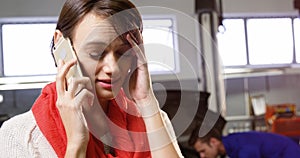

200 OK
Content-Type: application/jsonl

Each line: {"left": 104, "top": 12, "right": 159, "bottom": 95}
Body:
{"left": 189, "top": 115, "right": 300, "bottom": 158}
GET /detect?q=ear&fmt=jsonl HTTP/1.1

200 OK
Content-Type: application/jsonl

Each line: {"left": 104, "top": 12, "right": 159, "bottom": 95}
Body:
{"left": 210, "top": 137, "right": 221, "bottom": 147}
{"left": 53, "top": 30, "right": 63, "bottom": 45}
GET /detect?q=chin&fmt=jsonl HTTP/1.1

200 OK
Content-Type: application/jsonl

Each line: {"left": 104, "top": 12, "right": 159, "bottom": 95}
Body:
{"left": 96, "top": 87, "right": 121, "bottom": 100}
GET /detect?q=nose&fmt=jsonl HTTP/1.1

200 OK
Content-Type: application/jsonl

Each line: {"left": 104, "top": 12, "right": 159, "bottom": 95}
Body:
{"left": 200, "top": 152, "right": 205, "bottom": 158}
{"left": 101, "top": 51, "right": 120, "bottom": 75}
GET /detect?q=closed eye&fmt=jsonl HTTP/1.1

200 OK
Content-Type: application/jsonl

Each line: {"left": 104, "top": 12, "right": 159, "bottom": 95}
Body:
{"left": 89, "top": 51, "right": 104, "bottom": 59}
{"left": 84, "top": 42, "right": 106, "bottom": 59}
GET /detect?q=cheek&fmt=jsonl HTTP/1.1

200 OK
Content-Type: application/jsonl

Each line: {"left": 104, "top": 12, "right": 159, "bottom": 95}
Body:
{"left": 118, "top": 57, "right": 133, "bottom": 74}
{"left": 78, "top": 56, "right": 98, "bottom": 77}
{"left": 210, "top": 146, "right": 218, "bottom": 157}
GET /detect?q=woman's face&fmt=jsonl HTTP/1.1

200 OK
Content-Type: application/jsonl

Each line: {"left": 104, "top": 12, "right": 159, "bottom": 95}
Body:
{"left": 72, "top": 12, "right": 134, "bottom": 101}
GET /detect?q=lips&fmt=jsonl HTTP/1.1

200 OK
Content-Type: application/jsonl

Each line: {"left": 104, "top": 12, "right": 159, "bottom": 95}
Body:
{"left": 96, "top": 78, "right": 119, "bottom": 89}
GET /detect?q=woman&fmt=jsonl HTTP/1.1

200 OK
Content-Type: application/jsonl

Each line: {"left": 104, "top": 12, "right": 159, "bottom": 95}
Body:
{"left": 0, "top": 0, "right": 183, "bottom": 157}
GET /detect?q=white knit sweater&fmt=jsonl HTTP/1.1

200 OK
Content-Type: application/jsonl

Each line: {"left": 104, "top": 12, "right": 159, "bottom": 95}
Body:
{"left": 0, "top": 110, "right": 183, "bottom": 158}
{"left": 0, "top": 111, "right": 57, "bottom": 157}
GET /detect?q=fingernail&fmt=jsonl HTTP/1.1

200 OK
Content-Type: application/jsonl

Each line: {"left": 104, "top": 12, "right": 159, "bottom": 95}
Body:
{"left": 126, "top": 34, "right": 131, "bottom": 40}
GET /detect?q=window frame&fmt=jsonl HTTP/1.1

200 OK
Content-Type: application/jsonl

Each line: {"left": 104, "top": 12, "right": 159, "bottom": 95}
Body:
{"left": 0, "top": 17, "right": 58, "bottom": 77}
{"left": 218, "top": 16, "right": 300, "bottom": 78}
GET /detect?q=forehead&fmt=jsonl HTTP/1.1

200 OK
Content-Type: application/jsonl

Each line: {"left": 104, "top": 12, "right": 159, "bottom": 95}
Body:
{"left": 73, "top": 12, "right": 123, "bottom": 47}
{"left": 194, "top": 139, "right": 208, "bottom": 151}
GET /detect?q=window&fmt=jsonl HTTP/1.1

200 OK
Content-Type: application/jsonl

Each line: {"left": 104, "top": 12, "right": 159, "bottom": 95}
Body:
{"left": 295, "top": 18, "right": 300, "bottom": 63}
{"left": 218, "top": 17, "right": 298, "bottom": 69}
{"left": 0, "top": 17, "right": 179, "bottom": 78}
{"left": 142, "top": 18, "right": 179, "bottom": 74}
{"left": 247, "top": 18, "right": 293, "bottom": 65}
{"left": 217, "top": 19, "right": 247, "bottom": 66}
{"left": 2, "top": 23, "right": 57, "bottom": 76}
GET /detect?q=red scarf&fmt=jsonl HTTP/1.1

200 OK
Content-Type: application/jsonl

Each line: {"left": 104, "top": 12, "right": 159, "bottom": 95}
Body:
{"left": 32, "top": 82, "right": 151, "bottom": 158}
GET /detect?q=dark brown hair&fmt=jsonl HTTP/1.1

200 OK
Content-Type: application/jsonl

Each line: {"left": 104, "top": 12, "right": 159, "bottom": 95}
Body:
{"left": 188, "top": 113, "right": 226, "bottom": 146}
{"left": 51, "top": 0, "right": 142, "bottom": 52}
{"left": 188, "top": 124, "right": 223, "bottom": 146}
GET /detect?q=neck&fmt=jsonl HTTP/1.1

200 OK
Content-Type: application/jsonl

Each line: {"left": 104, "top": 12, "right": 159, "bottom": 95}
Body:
{"left": 99, "top": 99, "right": 109, "bottom": 113}
{"left": 219, "top": 142, "right": 226, "bottom": 156}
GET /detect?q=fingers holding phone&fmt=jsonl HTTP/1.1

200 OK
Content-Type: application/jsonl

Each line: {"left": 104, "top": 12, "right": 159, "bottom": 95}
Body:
{"left": 53, "top": 37, "right": 94, "bottom": 146}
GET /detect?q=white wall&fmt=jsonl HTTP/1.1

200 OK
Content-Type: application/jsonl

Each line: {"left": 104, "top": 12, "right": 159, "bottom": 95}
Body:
{"left": 1, "top": 0, "right": 297, "bottom": 17}
{"left": 223, "top": 0, "right": 298, "bottom": 16}
{"left": 0, "top": 0, "right": 64, "bottom": 17}
{"left": 131, "top": 0, "right": 195, "bottom": 15}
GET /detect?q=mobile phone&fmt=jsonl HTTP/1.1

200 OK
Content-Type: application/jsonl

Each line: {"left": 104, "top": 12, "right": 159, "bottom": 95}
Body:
{"left": 52, "top": 37, "right": 83, "bottom": 79}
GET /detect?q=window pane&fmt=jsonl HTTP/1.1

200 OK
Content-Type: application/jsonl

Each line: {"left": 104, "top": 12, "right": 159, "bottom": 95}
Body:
{"left": 247, "top": 18, "right": 293, "bottom": 65}
{"left": 2, "top": 23, "right": 57, "bottom": 76}
{"left": 143, "top": 19, "right": 178, "bottom": 74}
{"left": 217, "top": 19, "right": 247, "bottom": 66}
{"left": 295, "top": 18, "right": 300, "bottom": 63}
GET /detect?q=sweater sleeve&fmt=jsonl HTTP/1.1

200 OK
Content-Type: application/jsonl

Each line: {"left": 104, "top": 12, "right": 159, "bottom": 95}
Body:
{"left": 161, "top": 111, "right": 184, "bottom": 158}
{"left": 0, "top": 111, "right": 57, "bottom": 158}
{"left": 0, "top": 111, "right": 33, "bottom": 157}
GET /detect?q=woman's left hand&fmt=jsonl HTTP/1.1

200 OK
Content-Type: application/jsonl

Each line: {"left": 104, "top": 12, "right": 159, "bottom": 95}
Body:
{"left": 125, "top": 32, "right": 156, "bottom": 107}
{"left": 126, "top": 32, "right": 183, "bottom": 158}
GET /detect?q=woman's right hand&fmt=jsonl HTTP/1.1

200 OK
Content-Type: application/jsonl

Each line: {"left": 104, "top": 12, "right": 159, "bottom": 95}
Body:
{"left": 55, "top": 59, "right": 94, "bottom": 156}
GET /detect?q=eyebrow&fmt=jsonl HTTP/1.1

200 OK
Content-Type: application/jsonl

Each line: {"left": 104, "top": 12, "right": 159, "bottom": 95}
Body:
{"left": 83, "top": 41, "right": 131, "bottom": 51}
{"left": 86, "top": 40, "right": 129, "bottom": 46}
{"left": 84, "top": 41, "right": 107, "bottom": 47}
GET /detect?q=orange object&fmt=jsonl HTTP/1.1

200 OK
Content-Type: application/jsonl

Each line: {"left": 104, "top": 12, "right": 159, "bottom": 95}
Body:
{"left": 265, "top": 104, "right": 296, "bottom": 125}
{"left": 272, "top": 117, "right": 300, "bottom": 136}
{"left": 265, "top": 104, "right": 300, "bottom": 137}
